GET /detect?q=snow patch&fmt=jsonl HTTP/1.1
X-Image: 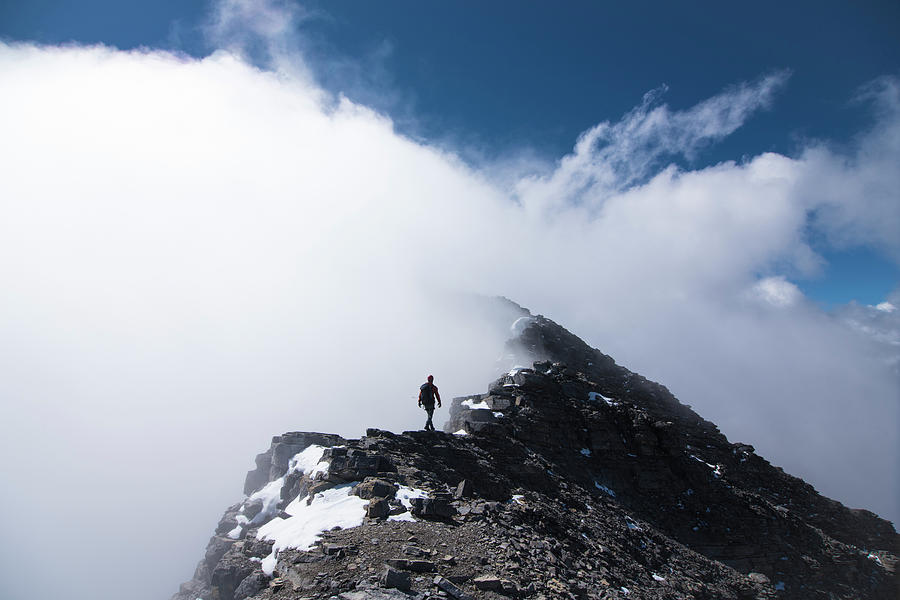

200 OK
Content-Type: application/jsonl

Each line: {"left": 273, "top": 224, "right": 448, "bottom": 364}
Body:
{"left": 247, "top": 477, "right": 286, "bottom": 525}
{"left": 689, "top": 453, "right": 723, "bottom": 478}
{"left": 462, "top": 398, "right": 490, "bottom": 410}
{"left": 389, "top": 485, "right": 429, "bottom": 522}
{"left": 507, "top": 365, "right": 528, "bottom": 376}
{"left": 453, "top": 429, "right": 468, "bottom": 436}
{"left": 242, "top": 444, "right": 334, "bottom": 527}
{"left": 652, "top": 573, "right": 666, "bottom": 582}
{"left": 588, "top": 391, "right": 618, "bottom": 406}
{"left": 256, "top": 483, "right": 367, "bottom": 575}
{"left": 287, "top": 444, "right": 330, "bottom": 478}
{"left": 580, "top": 448, "right": 592, "bottom": 457}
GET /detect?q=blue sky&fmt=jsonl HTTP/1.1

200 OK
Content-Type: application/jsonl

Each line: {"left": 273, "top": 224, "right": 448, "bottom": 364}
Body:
{"left": 2, "top": 0, "right": 898, "bottom": 306}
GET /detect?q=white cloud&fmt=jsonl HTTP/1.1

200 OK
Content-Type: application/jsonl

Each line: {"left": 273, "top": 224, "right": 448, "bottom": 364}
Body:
{"left": 875, "top": 301, "right": 896, "bottom": 313}
{"left": 751, "top": 276, "right": 804, "bottom": 308}
{"left": 0, "top": 20, "right": 898, "bottom": 600}
{"left": 799, "top": 77, "right": 900, "bottom": 261}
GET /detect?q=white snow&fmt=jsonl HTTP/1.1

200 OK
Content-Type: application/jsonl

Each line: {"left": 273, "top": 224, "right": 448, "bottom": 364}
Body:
{"left": 510, "top": 316, "right": 534, "bottom": 336}
{"left": 242, "top": 444, "right": 333, "bottom": 527}
{"left": 625, "top": 519, "right": 641, "bottom": 531}
{"left": 287, "top": 444, "right": 331, "bottom": 478}
{"left": 256, "top": 483, "right": 367, "bottom": 575}
{"left": 493, "top": 412, "right": 505, "bottom": 418}
{"left": 689, "top": 453, "right": 723, "bottom": 478}
{"left": 462, "top": 398, "right": 490, "bottom": 410}
{"left": 588, "top": 391, "right": 617, "bottom": 406}
{"left": 594, "top": 481, "right": 616, "bottom": 497}
{"left": 580, "top": 448, "right": 592, "bottom": 457}
{"left": 511, "top": 494, "right": 525, "bottom": 504}
{"left": 868, "top": 552, "right": 885, "bottom": 566}
{"left": 388, "top": 485, "right": 429, "bottom": 522}
{"left": 453, "top": 429, "right": 468, "bottom": 436}
{"left": 620, "top": 587, "right": 630, "bottom": 595}
{"left": 652, "top": 573, "right": 666, "bottom": 582}
{"left": 507, "top": 366, "right": 528, "bottom": 376}
{"left": 246, "top": 476, "right": 286, "bottom": 525}
{"left": 388, "top": 511, "right": 417, "bottom": 522}
{"left": 227, "top": 515, "right": 250, "bottom": 539}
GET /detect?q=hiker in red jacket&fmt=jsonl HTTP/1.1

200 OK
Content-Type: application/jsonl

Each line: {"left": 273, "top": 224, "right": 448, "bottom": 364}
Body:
{"left": 417, "top": 375, "right": 442, "bottom": 431}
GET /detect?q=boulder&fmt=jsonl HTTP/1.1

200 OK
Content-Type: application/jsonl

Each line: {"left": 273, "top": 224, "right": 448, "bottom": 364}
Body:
{"left": 353, "top": 478, "right": 397, "bottom": 500}
{"left": 380, "top": 566, "right": 411, "bottom": 591}
{"left": 366, "top": 498, "right": 391, "bottom": 519}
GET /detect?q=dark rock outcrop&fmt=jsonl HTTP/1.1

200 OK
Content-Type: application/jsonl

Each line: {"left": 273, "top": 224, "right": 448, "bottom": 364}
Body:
{"left": 173, "top": 309, "right": 897, "bottom": 600}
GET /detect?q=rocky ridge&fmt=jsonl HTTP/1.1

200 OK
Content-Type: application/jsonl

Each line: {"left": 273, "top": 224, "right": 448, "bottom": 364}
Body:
{"left": 173, "top": 311, "right": 898, "bottom": 600}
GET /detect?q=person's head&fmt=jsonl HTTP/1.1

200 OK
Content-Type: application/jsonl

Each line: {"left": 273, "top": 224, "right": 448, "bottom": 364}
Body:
{"left": 427, "top": 375, "right": 434, "bottom": 383}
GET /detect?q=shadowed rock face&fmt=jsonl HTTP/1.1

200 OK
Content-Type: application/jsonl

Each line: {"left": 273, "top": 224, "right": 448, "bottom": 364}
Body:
{"left": 173, "top": 311, "right": 898, "bottom": 600}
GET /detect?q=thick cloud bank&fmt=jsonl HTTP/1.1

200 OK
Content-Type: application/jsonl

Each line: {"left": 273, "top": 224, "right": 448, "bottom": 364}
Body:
{"left": 0, "top": 33, "right": 898, "bottom": 600}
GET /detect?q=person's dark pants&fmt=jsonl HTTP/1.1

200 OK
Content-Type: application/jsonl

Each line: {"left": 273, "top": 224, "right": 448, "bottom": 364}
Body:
{"left": 423, "top": 406, "right": 435, "bottom": 431}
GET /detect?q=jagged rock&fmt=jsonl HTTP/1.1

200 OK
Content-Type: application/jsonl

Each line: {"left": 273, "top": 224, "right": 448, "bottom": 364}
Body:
{"left": 410, "top": 495, "right": 456, "bottom": 519}
{"left": 366, "top": 498, "right": 391, "bottom": 519}
{"left": 380, "top": 566, "right": 411, "bottom": 591}
{"left": 354, "top": 478, "right": 397, "bottom": 500}
{"left": 401, "top": 545, "right": 428, "bottom": 557}
{"left": 338, "top": 589, "right": 413, "bottom": 600}
{"left": 233, "top": 572, "right": 268, "bottom": 600}
{"left": 173, "top": 308, "right": 898, "bottom": 600}
{"left": 454, "top": 479, "right": 473, "bottom": 499}
{"left": 472, "top": 575, "right": 503, "bottom": 591}
{"left": 204, "top": 536, "right": 237, "bottom": 573}
{"left": 244, "top": 431, "right": 347, "bottom": 495}
{"left": 385, "top": 558, "right": 436, "bottom": 572}
{"left": 433, "top": 575, "right": 475, "bottom": 600}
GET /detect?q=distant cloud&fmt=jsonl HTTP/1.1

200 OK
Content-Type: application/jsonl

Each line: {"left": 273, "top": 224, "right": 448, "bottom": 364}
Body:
{"left": 515, "top": 71, "right": 790, "bottom": 215}
{"left": 800, "top": 76, "right": 900, "bottom": 261}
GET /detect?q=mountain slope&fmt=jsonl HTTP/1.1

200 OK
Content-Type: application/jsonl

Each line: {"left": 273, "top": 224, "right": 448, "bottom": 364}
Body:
{"left": 173, "top": 308, "right": 897, "bottom": 600}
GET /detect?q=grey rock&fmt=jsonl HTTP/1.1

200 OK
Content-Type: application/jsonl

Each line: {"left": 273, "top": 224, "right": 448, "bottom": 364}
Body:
{"left": 339, "top": 590, "right": 412, "bottom": 600}
{"left": 381, "top": 566, "right": 411, "bottom": 591}
{"left": 354, "top": 478, "right": 398, "bottom": 500}
{"left": 454, "top": 479, "right": 473, "bottom": 499}
{"left": 385, "top": 559, "right": 436, "bottom": 573}
{"left": 402, "top": 545, "right": 428, "bottom": 558}
{"left": 366, "top": 498, "right": 391, "bottom": 519}
{"left": 410, "top": 497, "right": 456, "bottom": 519}
{"left": 433, "top": 575, "right": 475, "bottom": 600}
{"left": 233, "top": 572, "right": 269, "bottom": 600}
{"left": 473, "top": 576, "right": 503, "bottom": 591}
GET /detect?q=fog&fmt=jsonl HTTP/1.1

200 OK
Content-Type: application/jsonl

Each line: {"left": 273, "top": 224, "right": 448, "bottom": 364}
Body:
{"left": 0, "top": 5, "right": 898, "bottom": 600}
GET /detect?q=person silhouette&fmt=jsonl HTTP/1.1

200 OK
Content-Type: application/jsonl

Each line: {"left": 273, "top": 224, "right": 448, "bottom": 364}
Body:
{"left": 417, "top": 375, "right": 442, "bottom": 431}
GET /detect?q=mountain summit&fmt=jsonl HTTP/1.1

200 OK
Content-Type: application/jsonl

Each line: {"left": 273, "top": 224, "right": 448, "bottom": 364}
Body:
{"left": 173, "top": 307, "right": 897, "bottom": 600}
